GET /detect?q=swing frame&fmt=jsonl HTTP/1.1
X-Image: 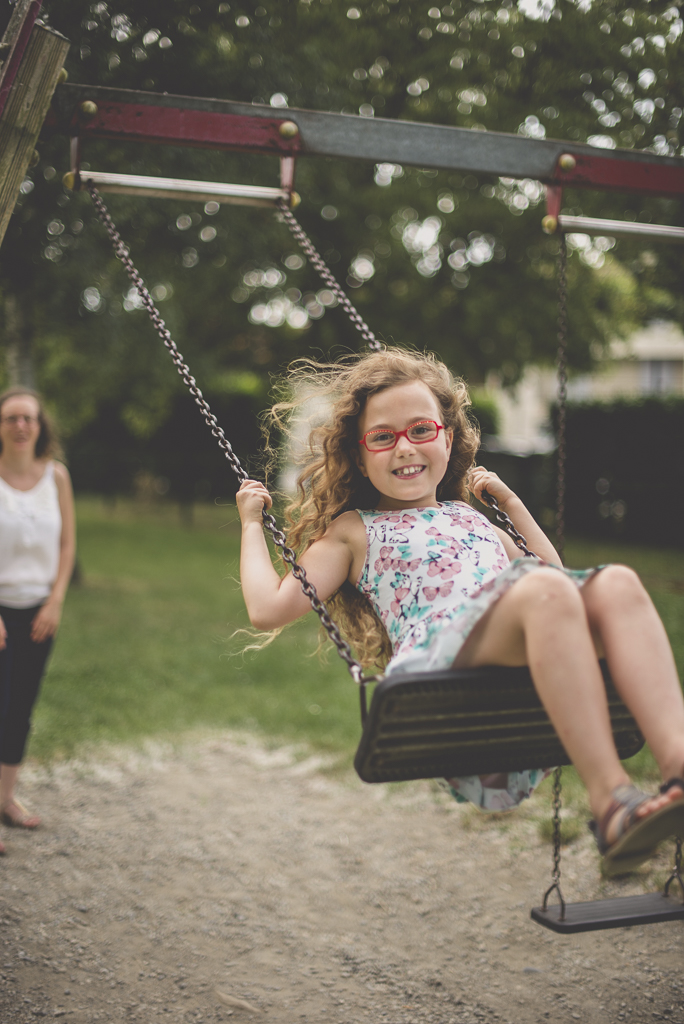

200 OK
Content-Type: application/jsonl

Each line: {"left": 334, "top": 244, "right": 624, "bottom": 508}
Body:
{"left": 3, "top": 29, "right": 684, "bottom": 928}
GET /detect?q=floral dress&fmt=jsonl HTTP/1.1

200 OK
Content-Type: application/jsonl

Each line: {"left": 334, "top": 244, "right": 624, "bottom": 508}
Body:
{"left": 355, "top": 501, "right": 598, "bottom": 812}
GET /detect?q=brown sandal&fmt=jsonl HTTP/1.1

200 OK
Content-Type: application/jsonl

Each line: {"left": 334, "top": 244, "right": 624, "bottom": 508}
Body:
{"left": 589, "top": 784, "right": 684, "bottom": 877}
{"left": 1, "top": 800, "right": 41, "bottom": 829}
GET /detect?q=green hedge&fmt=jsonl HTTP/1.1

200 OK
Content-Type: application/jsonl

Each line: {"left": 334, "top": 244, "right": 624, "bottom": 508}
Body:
{"left": 65, "top": 391, "right": 263, "bottom": 503}
{"left": 562, "top": 398, "right": 684, "bottom": 546}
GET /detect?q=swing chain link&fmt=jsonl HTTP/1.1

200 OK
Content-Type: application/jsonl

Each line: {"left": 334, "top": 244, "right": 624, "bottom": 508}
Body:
{"left": 276, "top": 200, "right": 383, "bottom": 352}
{"left": 480, "top": 490, "right": 536, "bottom": 558}
{"left": 541, "top": 766, "right": 566, "bottom": 919}
{"left": 87, "top": 184, "right": 366, "bottom": 685}
{"left": 664, "top": 835, "right": 683, "bottom": 901}
{"left": 537, "top": 236, "right": 571, "bottom": 920}
{"left": 555, "top": 236, "right": 568, "bottom": 564}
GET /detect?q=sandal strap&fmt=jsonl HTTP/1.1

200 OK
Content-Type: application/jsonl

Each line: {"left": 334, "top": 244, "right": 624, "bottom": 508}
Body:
{"left": 592, "top": 784, "right": 653, "bottom": 855}
{"left": 660, "top": 777, "right": 684, "bottom": 796}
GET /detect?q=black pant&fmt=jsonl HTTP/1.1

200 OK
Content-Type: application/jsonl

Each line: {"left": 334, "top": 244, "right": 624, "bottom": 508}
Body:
{"left": 0, "top": 604, "right": 53, "bottom": 765}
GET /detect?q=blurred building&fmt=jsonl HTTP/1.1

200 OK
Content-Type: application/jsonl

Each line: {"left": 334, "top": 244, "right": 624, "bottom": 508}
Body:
{"left": 484, "top": 320, "right": 684, "bottom": 454}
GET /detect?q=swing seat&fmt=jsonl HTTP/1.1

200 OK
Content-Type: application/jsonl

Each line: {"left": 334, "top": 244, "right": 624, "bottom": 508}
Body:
{"left": 354, "top": 661, "right": 643, "bottom": 783}
{"left": 531, "top": 891, "right": 684, "bottom": 933}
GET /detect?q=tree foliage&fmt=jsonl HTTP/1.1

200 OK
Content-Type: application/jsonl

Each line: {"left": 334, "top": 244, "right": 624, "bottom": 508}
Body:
{"left": 1, "top": 0, "right": 682, "bottom": 459}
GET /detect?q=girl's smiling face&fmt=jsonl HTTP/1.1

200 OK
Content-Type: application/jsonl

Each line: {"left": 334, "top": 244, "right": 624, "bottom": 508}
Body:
{"left": 356, "top": 381, "right": 452, "bottom": 510}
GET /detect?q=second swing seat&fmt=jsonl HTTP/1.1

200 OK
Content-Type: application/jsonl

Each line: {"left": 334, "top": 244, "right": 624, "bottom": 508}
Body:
{"left": 354, "top": 661, "right": 644, "bottom": 784}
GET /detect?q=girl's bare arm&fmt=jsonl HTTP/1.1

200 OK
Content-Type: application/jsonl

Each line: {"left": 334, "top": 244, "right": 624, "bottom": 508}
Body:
{"left": 468, "top": 467, "right": 562, "bottom": 565}
{"left": 237, "top": 480, "right": 355, "bottom": 630}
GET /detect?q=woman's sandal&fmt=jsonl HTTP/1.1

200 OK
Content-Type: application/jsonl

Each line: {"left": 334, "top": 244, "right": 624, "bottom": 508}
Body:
{"left": 589, "top": 784, "right": 684, "bottom": 877}
{"left": 0, "top": 800, "right": 41, "bottom": 829}
{"left": 660, "top": 777, "right": 684, "bottom": 798}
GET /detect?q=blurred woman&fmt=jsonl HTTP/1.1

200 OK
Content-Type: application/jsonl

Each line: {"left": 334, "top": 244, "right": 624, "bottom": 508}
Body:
{"left": 0, "top": 387, "right": 75, "bottom": 853}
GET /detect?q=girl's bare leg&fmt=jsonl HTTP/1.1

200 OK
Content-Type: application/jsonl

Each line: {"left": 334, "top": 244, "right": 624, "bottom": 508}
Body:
{"left": 454, "top": 568, "right": 674, "bottom": 833}
{"left": 581, "top": 565, "right": 684, "bottom": 784}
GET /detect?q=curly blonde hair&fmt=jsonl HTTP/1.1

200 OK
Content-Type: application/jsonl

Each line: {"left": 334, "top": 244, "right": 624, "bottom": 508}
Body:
{"left": 265, "top": 347, "right": 481, "bottom": 670}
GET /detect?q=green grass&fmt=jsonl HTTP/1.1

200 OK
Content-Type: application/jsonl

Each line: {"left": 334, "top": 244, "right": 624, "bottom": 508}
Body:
{"left": 29, "top": 501, "right": 684, "bottom": 773}
{"left": 31, "top": 497, "right": 357, "bottom": 763}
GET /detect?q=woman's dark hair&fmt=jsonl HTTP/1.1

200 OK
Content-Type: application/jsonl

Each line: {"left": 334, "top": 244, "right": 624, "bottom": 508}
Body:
{"left": 0, "top": 387, "right": 64, "bottom": 460}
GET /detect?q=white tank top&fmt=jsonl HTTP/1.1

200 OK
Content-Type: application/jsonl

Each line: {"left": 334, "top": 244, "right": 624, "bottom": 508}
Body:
{"left": 0, "top": 462, "right": 62, "bottom": 608}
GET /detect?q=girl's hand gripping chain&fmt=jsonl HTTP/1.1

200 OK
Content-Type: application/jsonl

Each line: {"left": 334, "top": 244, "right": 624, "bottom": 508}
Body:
{"left": 467, "top": 466, "right": 562, "bottom": 565}
{"left": 467, "top": 467, "right": 516, "bottom": 510}
{"left": 237, "top": 479, "right": 285, "bottom": 630}
{"left": 236, "top": 479, "right": 354, "bottom": 632}
{"left": 236, "top": 479, "right": 273, "bottom": 523}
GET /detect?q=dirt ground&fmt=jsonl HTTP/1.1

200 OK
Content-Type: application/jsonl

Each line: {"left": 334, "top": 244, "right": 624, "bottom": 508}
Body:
{"left": 0, "top": 734, "right": 682, "bottom": 1024}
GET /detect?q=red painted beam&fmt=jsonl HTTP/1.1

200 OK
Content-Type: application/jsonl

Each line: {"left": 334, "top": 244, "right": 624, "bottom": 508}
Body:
{"left": 553, "top": 151, "right": 683, "bottom": 196}
{"left": 46, "top": 85, "right": 684, "bottom": 197}
{"left": 71, "top": 100, "right": 301, "bottom": 155}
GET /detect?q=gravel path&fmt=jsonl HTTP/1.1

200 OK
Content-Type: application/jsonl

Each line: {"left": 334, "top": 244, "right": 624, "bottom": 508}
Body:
{"left": 0, "top": 734, "right": 682, "bottom": 1024}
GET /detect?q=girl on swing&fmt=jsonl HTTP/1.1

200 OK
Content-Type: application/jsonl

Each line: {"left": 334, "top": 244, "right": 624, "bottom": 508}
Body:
{"left": 237, "top": 347, "right": 684, "bottom": 876}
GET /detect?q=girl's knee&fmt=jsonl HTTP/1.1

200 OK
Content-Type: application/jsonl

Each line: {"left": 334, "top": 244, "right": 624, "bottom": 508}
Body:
{"left": 516, "top": 568, "right": 583, "bottom": 614}
{"left": 591, "top": 565, "right": 648, "bottom": 603}
{"left": 584, "top": 564, "right": 650, "bottom": 620}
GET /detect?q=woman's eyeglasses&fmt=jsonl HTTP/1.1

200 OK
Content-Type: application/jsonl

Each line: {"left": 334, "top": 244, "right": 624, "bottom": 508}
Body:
{"left": 1, "top": 414, "right": 38, "bottom": 426}
{"left": 359, "top": 419, "right": 445, "bottom": 452}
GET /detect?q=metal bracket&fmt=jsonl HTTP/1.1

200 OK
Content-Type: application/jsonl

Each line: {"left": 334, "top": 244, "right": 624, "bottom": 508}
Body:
{"left": 542, "top": 161, "right": 684, "bottom": 241}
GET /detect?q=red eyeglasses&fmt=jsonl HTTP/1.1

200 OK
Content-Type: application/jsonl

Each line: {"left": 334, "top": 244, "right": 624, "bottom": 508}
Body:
{"left": 359, "top": 420, "right": 445, "bottom": 452}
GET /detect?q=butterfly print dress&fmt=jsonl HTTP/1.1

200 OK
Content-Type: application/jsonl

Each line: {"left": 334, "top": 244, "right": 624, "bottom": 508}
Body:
{"left": 355, "top": 501, "right": 598, "bottom": 812}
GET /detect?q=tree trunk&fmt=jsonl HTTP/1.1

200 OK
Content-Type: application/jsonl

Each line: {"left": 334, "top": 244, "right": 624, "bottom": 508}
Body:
{"left": 4, "top": 292, "right": 35, "bottom": 387}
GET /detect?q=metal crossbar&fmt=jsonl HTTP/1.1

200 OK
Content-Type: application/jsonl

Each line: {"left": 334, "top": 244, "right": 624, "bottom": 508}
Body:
{"left": 73, "top": 170, "right": 292, "bottom": 208}
{"left": 556, "top": 214, "right": 684, "bottom": 241}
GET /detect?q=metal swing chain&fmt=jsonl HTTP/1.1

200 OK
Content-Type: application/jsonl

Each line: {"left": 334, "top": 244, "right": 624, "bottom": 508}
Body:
{"left": 86, "top": 183, "right": 365, "bottom": 685}
{"left": 664, "top": 836, "right": 683, "bottom": 901}
{"left": 481, "top": 491, "right": 535, "bottom": 558}
{"left": 539, "top": 239, "right": 570, "bottom": 921}
{"left": 276, "top": 200, "right": 382, "bottom": 352}
{"left": 542, "top": 766, "right": 566, "bottom": 918}
{"left": 555, "top": 236, "right": 569, "bottom": 564}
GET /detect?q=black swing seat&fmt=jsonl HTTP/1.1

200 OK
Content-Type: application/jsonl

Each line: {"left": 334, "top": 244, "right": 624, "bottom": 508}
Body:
{"left": 531, "top": 891, "right": 684, "bottom": 933}
{"left": 354, "top": 660, "right": 644, "bottom": 784}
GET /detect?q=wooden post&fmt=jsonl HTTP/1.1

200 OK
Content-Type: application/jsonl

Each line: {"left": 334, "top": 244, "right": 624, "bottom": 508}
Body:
{"left": 0, "top": 1, "right": 42, "bottom": 111}
{"left": 0, "top": 22, "right": 69, "bottom": 250}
